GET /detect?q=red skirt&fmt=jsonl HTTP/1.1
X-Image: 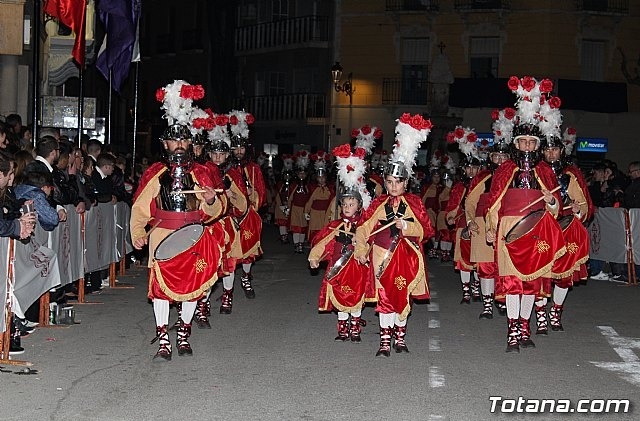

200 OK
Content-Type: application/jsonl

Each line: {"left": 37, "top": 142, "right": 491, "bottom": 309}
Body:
{"left": 318, "top": 257, "right": 374, "bottom": 312}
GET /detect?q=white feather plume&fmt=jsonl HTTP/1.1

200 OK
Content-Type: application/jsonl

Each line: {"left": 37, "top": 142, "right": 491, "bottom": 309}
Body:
{"left": 391, "top": 115, "right": 432, "bottom": 178}
{"left": 159, "top": 80, "right": 197, "bottom": 126}
{"left": 334, "top": 152, "right": 371, "bottom": 210}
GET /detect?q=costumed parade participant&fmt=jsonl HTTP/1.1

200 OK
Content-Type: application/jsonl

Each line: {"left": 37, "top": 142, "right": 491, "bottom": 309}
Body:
{"left": 535, "top": 127, "right": 592, "bottom": 333}
{"left": 275, "top": 155, "right": 294, "bottom": 243}
{"left": 308, "top": 144, "right": 374, "bottom": 342}
{"left": 289, "top": 150, "right": 311, "bottom": 254}
{"left": 130, "top": 81, "right": 225, "bottom": 360}
{"left": 485, "top": 76, "right": 566, "bottom": 353}
{"left": 422, "top": 153, "right": 444, "bottom": 259}
{"left": 304, "top": 151, "right": 333, "bottom": 243}
{"left": 435, "top": 154, "right": 456, "bottom": 262}
{"left": 354, "top": 113, "right": 435, "bottom": 357}
{"left": 228, "top": 109, "right": 264, "bottom": 299}
{"left": 204, "top": 114, "right": 249, "bottom": 315}
{"left": 465, "top": 112, "right": 512, "bottom": 319}
{"left": 445, "top": 127, "right": 481, "bottom": 304}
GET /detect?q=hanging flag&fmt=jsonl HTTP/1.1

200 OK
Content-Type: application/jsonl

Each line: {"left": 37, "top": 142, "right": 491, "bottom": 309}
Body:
{"left": 44, "top": 0, "right": 87, "bottom": 66}
{"left": 96, "top": 0, "right": 141, "bottom": 93}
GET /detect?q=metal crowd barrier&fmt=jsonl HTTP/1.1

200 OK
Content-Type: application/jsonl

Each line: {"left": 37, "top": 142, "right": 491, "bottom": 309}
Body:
{"left": 0, "top": 202, "right": 133, "bottom": 362}
{"left": 587, "top": 207, "right": 639, "bottom": 285}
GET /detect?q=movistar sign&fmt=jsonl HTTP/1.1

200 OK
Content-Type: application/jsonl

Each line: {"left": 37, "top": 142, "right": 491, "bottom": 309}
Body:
{"left": 576, "top": 137, "right": 608, "bottom": 153}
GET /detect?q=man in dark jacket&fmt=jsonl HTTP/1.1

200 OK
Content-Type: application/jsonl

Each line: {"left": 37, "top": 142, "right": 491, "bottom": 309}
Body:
{"left": 624, "top": 161, "right": 640, "bottom": 209}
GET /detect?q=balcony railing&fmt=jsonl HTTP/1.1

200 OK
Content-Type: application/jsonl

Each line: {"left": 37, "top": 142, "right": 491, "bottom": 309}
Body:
{"left": 454, "top": 0, "right": 511, "bottom": 10}
{"left": 577, "top": 0, "right": 628, "bottom": 14}
{"left": 237, "top": 93, "right": 326, "bottom": 121}
{"left": 386, "top": 0, "right": 440, "bottom": 12}
{"left": 235, "top": 15, "right": 329, "bottom": 53}
{"left": 382, "top": 78, "right": 429, "bottom": 106}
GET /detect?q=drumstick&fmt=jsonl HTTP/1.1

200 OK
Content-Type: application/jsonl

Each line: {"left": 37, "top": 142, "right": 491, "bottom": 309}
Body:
{"left": 170, "top": 189, "right": 224, "bottom": 194}
{"left": 562, "top": 201, "right": 586, "bottom": 211}
{"left": 518, "top": 186, "right": 562, "bottom": 213}
{"left": 367, "top": 216, "right": 413, "bottom": 238}
{"left": 144, "top": 219, "right": 163, "bottom": 239}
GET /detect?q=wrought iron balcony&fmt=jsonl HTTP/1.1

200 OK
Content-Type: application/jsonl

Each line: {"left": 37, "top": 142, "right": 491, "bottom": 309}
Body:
{"left": 454, "top": 0, "right": 511, "bottom": 10}
{"left": 386, "top": 0, "right": 440, "bottom": 12}
{"left": 382, "top": 78, "right": 429, "bottom": 106}
{"left": 237, "top": 93, "right": 326, "bottom": 121}
{"left": 577, "top": 0, "right": 628, "bottom": 14}
{"left": 235, "top": 15, "right": 329, "bottom": 53}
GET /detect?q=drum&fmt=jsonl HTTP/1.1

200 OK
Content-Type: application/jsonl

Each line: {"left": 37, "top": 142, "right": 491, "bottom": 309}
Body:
{"left": 155, "top": 224, "right": 204, "bottom": 261}
{"left": 151, "top": 223, "right": 222, "bottom": 301}
{"left": 505, "top": 210, "right": 545, "bottom": 244}
{"left": 557, "top": 214, "right": 574, "bottom": 232}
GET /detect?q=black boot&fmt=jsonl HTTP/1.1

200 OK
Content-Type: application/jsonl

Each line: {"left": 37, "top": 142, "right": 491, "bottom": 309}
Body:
{"left": 219, "top": 288, "right": 233, "bottom": 314}
{"left": 393, "top": 325, "right": 409, "bottom": 353}
{"left": 460, "top": 283, "right": 471, "bottom": 304}
{"left": 240, "top": 271, "right": 256, "bottom": 299}
{"left": 349, "top": 316, "right": 362, "bottom": 342}
{"left": 334, "top": 319, "right": 349, "bottom": 341}
{"left": 195, "top": 298, "right": 211, "bottom": 329}
{"left": 471, "top": 279, "right": 481, "bottom": 302}
{"left": 506, "top": 318, "right": 520, "bottom": 353}
{"left": 535, "top": 304, "right": 548, "bottom": 335}
{"left": 9, "top": 323, "right": 24, "bottom": 355}
{"left": 479, "top": 295, "right": 494, "bottom": 319}
{"left": 519, "top": 317, "right": 536, "bottom": 348}
{"left": 549, "top": 304, "right": 564, "bottom": 331}
{"left": 151, "top": 325, "right": 172, "bottom": 361}
{"left": 375, "top": 327, "right": 393, "bottom": 357}
{"left": 176, "top": 322, "right": 193, "bottom": 356}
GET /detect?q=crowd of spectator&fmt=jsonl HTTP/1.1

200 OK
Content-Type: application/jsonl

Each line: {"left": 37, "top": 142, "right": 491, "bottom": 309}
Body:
{"left": 0, "top": 114, "right": 136, "bottom": 356}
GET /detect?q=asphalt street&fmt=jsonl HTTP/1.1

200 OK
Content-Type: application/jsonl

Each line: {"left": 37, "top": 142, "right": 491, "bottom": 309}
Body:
{"left": 1, "top": 226, "right": 638, "bottom": 421}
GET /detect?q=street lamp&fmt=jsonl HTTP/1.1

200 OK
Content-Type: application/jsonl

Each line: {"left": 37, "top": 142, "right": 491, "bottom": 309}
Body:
{"left": 331, "top": 61, "right": 354, "bottom": 104}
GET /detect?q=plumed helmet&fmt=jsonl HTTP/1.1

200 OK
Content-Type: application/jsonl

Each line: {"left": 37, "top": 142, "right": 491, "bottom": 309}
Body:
{"left": 161, "top": 124, "right": 192, "bottom": 141}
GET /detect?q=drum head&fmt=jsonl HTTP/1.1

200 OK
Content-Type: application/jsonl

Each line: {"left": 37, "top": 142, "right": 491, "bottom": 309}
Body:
{"left": 557, "top": 214, "right": 574, "bottom": 231}
{"left": 155, "top": 224, "right": 204, "bottom": 261}
{"left": 505, "top": 210, "right": 545, "bottom": 244}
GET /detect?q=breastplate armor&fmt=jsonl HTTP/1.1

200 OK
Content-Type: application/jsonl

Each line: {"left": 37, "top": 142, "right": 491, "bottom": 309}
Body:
{"left": 512, "top": 152, "right": 540, "bottom": 190}
{"left": 157, "top": 156, "right": 198, "bottom": 212}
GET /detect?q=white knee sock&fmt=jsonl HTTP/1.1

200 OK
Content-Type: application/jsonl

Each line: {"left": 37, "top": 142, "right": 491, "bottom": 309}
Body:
{"left": 520, "top": 295, "right": 535, "bottom": 319}
{"left": 535, "top": 297, "right": 547, "bottom": 308}
{"left": 153, "top": 299, "right": 170, "bottom": 326}
{"left": 480, "top": 278, "right": 494, "bottom": 295}
{"left": 460, "top": 270, "right": 471, "bottom": 284}
{"left": 379, "top": 312, "right": 395, "bottom": 328}
{"left": 441, "top": 241, "right": 452, "bottom": 251}
{"left": 553, "top": 286, "right": 568, "bottom": 306}
{"left": 506, "top": 294, "right": 520, "bottom": 319}
{"left": 223, "top": 273, "right": 235, "bottom": 290}
{"left": 204, "top": 287, "right": 211, "bottom": 301}
{"left": 393, "top": 313, "right": 407, "bottom": 327}
{"left": 337, "top": 311, "right": 349, "bottom": 321}
{"left": 181, "top": 301, "right": 197, "bottom": 324}
{"left": 473, "top": 272, "right": 479, "bottom": 281}
{"left": 350, "top": 309, "right": 362, "bottom": 318}
{"left": 242, "top": 263, "right": 252, "bottom": 273}
{"left": 279, "top": 226, "right": 288, "bottom": 235}
{"left": 292, "top": 233, "right": 300, "bottom": 243}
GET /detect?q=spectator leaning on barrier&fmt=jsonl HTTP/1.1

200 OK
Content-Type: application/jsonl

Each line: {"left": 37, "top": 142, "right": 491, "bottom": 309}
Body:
{"left": 25, "top": 135, "right": 68, "bottom": 223}
{"left": 14, "top": 170, "right": 59, "bottom": 232}
{"left": 623, "top": 161, "right": 640, "bottom": 209}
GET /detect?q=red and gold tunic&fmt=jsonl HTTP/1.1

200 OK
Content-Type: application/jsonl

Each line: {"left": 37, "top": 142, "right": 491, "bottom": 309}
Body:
{"left": 274, "top": 180, "right": 292, "bottom": 227}
{"left": 445, "top": 181, "right": 474, "bottom": 271}
{"left": 421, "top": 182, "right": 443, "bottom": 227}
{"left": 228, "top": 163, "right": 264, "bottom": 261}
{"left": 485, "top": 160, "right": 565, "bottom": 296}
{"left": 354, "top": 194, "right": 434, "bottom": 321}
{"left": 308, "top": 217, "right": 375, "bottom": 312}
{"left": 288, "top": 181, "right": 311, "bottom": 234}
{"left": 304, "top": 184, "right": 335, "bottom": 243}
{"left": 130, "top": 161, "right": 226, "bottom": 302}
{"left": 436, "top": 186, "right": 452, "bottom": 242}
{"left": 464, "top": 169, "right": 497, "bottom": 279}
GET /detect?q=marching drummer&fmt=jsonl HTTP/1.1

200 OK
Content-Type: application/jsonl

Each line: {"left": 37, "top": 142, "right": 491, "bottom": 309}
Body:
{"left": 485, "top": 76, "right": 565, "bottom": 353}
{"left": 535, "top": 128, "right": 592, "bottom": 334}
{"left": 464, "top": 124, "right": 511, "bottom": 319}
{"left": 354, "top": 113, "right": 434, "bottom": 357}
{"left": 445, "top": 127, "right": 481, "bottom": 304}
{"left": 130, "top": 81, "right": 225, "bottom": 361}
{"left": 308, "top": 144, "right": 374, "bottom": 342}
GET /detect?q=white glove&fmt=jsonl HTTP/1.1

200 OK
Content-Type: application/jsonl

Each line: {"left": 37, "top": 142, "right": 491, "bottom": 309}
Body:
{"left": 304, "top": 213, "right": 311, "bottom": 221}
{"left": 279, "top": 205, "right": 287, "bottom": 213}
